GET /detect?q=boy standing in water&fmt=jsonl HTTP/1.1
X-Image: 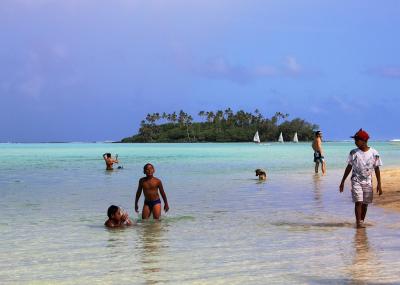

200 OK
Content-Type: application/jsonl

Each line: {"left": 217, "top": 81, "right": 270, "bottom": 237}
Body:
{"left": 135, "top": 163, "right": 169, "bottom": 219}
{"left": 103, "top": 153, "right": 119, "bottom": 170}
{"left": 339, "top": 129, "right": 383, "bottom": 228}
{"left": 312, "top": 131, "right": 326, "bottom": 175}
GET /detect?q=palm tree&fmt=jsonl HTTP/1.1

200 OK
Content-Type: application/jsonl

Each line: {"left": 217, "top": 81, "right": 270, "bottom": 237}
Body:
{"left": 198, "top": 111, "right": 206, "bottom": 122}
{"left": 178, "top": 110, "right": 186, "bottom": 127}
{"left": 184, "top": 114, "right": 193, "bottom": 141}
{"left": 206, "top": 111, "right": 215, "bottom": 123}
{"left": 224, "top": 108, "right": 234, "bottom": 126}
{"left": 171, "top": 112, "right": 178, "bottom": 125}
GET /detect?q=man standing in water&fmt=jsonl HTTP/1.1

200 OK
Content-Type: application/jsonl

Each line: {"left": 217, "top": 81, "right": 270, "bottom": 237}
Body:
{"left": 312, "top": 131, "right": 326, "bottom": 175}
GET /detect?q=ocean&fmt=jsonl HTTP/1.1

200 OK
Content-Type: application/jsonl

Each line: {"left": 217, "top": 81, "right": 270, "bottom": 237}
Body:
{"left": 1, "top": 142, "right": 400, "bottom": 284}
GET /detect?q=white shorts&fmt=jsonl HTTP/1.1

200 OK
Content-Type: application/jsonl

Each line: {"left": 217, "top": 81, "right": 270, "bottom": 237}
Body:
{"left": 351, "top": 182, "right": 373, "bottom": 204}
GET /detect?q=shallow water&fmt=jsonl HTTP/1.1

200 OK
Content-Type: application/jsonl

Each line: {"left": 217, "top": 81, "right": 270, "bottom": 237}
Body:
{"left": 1, "top": 142, "right": 400, "bottom": 284}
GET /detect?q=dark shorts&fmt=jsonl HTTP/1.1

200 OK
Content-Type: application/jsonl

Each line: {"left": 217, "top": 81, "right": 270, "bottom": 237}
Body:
{"left": 144, "top": 199, "right": 161, "bottom": 210}
{"left": 314, "top": 151, "right": 324, "bottom": 163}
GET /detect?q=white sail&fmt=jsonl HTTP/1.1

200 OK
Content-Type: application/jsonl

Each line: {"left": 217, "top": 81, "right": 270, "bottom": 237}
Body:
{"left": 253, "top": 131, "right": 260, "bottom": 143}
{"left": 293, "top": 132, "right": 299, "bottom": 143}
{"left": 278, "top": 132, "right": 284, "bottom": 143}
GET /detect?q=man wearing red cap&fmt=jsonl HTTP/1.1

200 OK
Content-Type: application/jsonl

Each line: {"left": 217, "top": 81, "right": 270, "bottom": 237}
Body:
{"left": 339, "top": 129, "right": 383, "bottom": 228}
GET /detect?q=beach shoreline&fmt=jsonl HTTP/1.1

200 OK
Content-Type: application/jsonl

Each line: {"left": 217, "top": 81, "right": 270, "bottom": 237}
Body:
{"left": 374, "top": 168, "right": 400, "bottom": 212}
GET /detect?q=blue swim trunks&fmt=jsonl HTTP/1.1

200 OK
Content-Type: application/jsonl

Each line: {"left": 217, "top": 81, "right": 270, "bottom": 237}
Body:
{"left": 144, "top": 199, "right": 161, "bottom": 210}
{"left": 314, "top": 151, "right": 324, "bottom": 163}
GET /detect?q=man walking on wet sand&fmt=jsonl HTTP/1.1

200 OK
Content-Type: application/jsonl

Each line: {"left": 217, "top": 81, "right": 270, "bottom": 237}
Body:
{"left": 312, "top": 131, "right": 326, "bottom": 175}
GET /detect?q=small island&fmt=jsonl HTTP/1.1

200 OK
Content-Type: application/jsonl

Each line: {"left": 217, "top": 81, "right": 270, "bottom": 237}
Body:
{"left": 121, "top": 109, "right": 318, "bottom": 143}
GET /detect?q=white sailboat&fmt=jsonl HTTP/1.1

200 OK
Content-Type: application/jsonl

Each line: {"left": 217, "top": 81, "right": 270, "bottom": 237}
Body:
{"left": 253, "top": 131, "right": 261, "bottom": 144}
{"left": 278, "top": 132, "right": 284, "bottom": 143}
{"left": 293, "top": 132, "right": 299, "bottom": 143}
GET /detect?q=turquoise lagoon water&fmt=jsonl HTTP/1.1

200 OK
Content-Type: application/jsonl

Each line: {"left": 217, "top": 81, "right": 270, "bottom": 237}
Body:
{"left": 1, "top": 142, "right": 400, "bottom": 284}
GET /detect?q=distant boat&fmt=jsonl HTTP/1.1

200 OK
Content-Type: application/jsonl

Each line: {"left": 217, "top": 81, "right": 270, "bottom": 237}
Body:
{"left": 278, "top": 132, "right": 284, "bottom": 143}
{"left": 253, "top": 131, "right": 261, "bottom": 144}
{"left": 390, "top": 139, "right": 400, "bottom": 142}
{"left": 293, "top": 132, "right": 299, "bottom": 143}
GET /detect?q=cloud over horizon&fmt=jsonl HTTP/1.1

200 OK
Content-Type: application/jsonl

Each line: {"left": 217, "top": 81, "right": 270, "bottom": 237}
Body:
{"left": 368, "top": 66, "right": 400, "bottom": 79}
{"left": 173, "top": 51, "right": 314, "bottom": 84}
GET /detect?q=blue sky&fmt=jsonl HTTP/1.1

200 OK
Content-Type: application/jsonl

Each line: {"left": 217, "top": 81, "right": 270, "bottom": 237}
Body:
{"left": 1, "top": 0, "right": 399, "bottom": 142}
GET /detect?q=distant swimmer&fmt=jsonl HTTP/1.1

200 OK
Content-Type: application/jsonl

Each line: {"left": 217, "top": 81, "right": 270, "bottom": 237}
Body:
{"left": 255, "top": 169, "right": 267, "bottom": 181}
{"left": 312, "top": 131, "right": 326, "bottom": 175}
{"left": 105, "top": 205, "right": 133, "bottom": 228}
{"left": 135, "top": 163, "right": 169, "bottom": 220}
{"left": 103, "top": 153, "right": 119, "bottom": 170}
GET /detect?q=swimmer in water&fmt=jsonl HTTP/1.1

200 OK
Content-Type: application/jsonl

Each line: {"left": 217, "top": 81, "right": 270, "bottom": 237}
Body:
{"left": 255, "top": 169, "right": 267, "bottom": 181}
{"left": 104, "top": 205, "right": 133, "bottom": 228}
{"left": 103, "top": 153, "right": 119, "bottom": 170}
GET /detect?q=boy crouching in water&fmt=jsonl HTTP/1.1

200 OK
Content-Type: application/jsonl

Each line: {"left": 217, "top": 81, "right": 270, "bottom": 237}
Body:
{"left": 135, "top": 163, "right": 169, "bottom": 219}
{"left": 255, "top": 169, "right": 267, "bottom": 181}
{"left": 339, "top": 129, "right": 383, "bottom": 228}
{"left": 105, "top": 205, "right": 133, "bottom": 228}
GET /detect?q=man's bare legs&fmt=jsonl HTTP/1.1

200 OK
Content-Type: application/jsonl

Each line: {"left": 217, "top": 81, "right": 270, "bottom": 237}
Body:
{"left": 355, "top": 202, "right": 368, "bottom": 228}
{"left": 142, "top": 205, "right": 151, "bottom": 219}
{"left": 142, "top": 204, "right": 162, "bottom": 219}
{"left": 315, "top": 161, "right": 326, "bottom": 175}
{"left": 322, "top": 161, "right": 326, "bottom": 175}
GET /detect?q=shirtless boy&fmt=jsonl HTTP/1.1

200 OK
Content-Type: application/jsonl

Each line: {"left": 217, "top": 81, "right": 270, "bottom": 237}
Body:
{"left": 312, "top": 131, "right": 326, "bottom": 175}
{"left": 103, "top": 153, "right": 119, "bottom": 170}
{"left": 255, "top": 169, "right": 267, "bottom": 181}
{"left": 135, "top": 163, "right": 169, "bottom": 219}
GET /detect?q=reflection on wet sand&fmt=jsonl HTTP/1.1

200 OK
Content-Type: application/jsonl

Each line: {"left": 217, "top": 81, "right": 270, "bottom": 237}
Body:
{"left": 349, "top": 228, "right": 381, "bottom": 283}
{"left": 139, "top": 221, "right": 167, "bottom": 285}
{"left": 312, "top": 174, "right": 323, "bottom": 207}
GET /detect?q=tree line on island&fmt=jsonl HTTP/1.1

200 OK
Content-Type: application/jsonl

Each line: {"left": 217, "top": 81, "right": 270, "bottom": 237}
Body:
{"left": 121, "top": 108, "right": 319, "bottom": 143}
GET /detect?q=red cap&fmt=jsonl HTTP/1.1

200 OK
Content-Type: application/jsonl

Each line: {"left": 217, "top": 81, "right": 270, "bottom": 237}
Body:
{"left": 351, "top": 128, "right": 370, "bottom": 141}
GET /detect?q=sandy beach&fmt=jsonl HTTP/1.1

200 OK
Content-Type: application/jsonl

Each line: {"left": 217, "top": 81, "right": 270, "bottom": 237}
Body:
{"left": 374, "top": 168, "right": 400, "bottom": 212}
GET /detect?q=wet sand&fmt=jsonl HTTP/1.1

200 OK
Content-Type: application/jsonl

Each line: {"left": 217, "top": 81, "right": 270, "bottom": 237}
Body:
{"left": 374, "top": 168, "right": 400, "bottom": 212}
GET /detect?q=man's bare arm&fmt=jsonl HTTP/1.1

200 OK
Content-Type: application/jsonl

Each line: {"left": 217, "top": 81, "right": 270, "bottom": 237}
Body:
{"left": 158, "top": 181, "right": 169, "bottom": 212}
{"left": 339, "top": 164, "right": 352, "bottom": 192}
{"left": 135, "top": 179, "right": 143, "bottom": 212}
{"left": 316, "top": 139, "right": 323, "bottom": 154}
{"left": 375, "top": 166, "right": 382, "bottom": 195}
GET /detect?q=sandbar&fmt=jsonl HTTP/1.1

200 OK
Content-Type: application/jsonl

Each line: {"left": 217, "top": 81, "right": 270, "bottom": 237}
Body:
{"left": 374, "top": 168, "right": 400, "bottom": 212}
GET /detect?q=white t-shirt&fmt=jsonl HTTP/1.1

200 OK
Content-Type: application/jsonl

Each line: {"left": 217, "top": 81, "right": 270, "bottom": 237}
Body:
{"left": 347, "top": 147, "right": 382, "bottom": 185}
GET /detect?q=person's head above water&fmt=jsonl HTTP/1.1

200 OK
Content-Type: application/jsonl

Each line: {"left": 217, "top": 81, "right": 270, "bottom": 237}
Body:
{"left": 106, "top": 153, "right": 111, "bottom": 158}
{"left": 143, "top": 163, "right": 155, "bottom": 176}
{"left": 107, "top": 205, "right": 120, "bottom": 219}
{"left": 255, "top": 169, "right": 267, "bottom": 180}
{"left": 105, "top": 205, "right": 132, "bottom": 228}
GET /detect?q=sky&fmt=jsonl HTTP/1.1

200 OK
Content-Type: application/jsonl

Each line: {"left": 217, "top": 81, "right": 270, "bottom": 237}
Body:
{"left": 0, "top": 0, "right": 399, "bottom": 142}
